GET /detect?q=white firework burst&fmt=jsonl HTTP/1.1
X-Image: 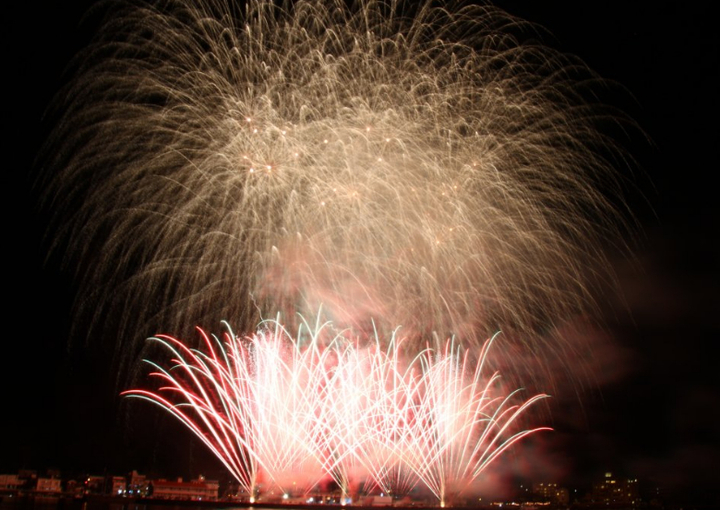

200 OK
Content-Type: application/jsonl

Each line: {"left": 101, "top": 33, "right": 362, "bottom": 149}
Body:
{"left": 40, "top": 0, "right": 634, "bottom": 383}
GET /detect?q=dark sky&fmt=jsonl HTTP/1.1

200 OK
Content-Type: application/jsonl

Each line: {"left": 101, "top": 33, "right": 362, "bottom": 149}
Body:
{"left": 6, "top": 1, "right": 719, "bottom": 506}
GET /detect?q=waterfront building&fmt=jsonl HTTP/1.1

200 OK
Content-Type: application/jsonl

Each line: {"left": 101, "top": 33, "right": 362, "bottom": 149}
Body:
{"left": 36, "top": 477, "right": 62, "bottom": 493}
{"left": 151, "top": 477, "right": 219, "bottom": 501}
{"left": 111, "top": 476, "right": 126, "bottom": 496}
{"left": 0, "top": 474, "right": 22, "bottom": 491}
{"left": 127, "top": 470, "right": 150, "bottom": 497}
{"left": 533, "top": 482, "right": 569, "bottom": 505}
{"left": 587, "top": 472, "right": 640, "bottom": 507}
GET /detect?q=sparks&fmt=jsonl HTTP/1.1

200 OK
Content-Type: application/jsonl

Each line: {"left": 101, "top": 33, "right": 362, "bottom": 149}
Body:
{"left": 124, "top": 319, "right": 550, "bottom": 505}
{"left": 41, "top": 0, "right": 633, "bottom": 386}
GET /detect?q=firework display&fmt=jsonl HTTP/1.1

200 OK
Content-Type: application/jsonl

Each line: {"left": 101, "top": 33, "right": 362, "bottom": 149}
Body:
{"left": 39, "top": 0, "right": 636, "bottom": 499}
{"left": 125, "top": 320, "right": 550, "bottom": 505}
{"left": 41, "top": 0, "right": 629, "bottom": 366}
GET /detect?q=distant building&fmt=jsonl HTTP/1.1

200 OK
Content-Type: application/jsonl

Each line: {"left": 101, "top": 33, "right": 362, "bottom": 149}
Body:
{"left": 587, "top": 472, "right": 639, "bottom": 507}
{"left": 533, "top": 482, "right": 569, "bottom": 505}
{"left": 84, "top": 475, "right": 105, "bottom": 494}
{"left": 0, "top": 474, "right": 22, "bottom": 491}
{"left": 36, "top": 478, "right": 62, "bottom": 493}
{"left": 111, "top": 476, "right": 127, "bottom": 496}
{"left": 17, "top": 470, "right": 38, "bottom": 490}
{"left": 151, "top": 477, "right": 219, "bottom": 501}
{"left": 66, "top": 480, "right": 82, "bottom": 496}
{"left": 127, "top": 470, "right": 150, "bottom": 497}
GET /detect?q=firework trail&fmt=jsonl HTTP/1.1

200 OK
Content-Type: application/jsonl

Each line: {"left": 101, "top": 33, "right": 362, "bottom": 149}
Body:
{"left": 124, "top": 321, "right": 550, "bottom": 505}
{"left": 40, "top": 0, "right": 631, "bottom": 380}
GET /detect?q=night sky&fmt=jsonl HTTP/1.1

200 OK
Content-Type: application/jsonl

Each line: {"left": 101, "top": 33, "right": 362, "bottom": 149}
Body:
{"left": 5, "top": 1, "right": 719, "bottom": 506}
